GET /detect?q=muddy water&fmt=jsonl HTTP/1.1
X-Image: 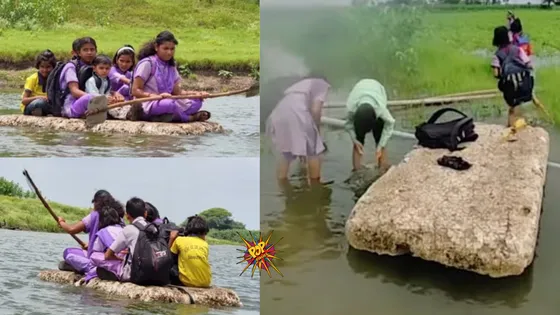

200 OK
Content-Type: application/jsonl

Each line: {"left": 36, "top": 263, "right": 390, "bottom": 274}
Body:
{"left": 261, "top": 103, "right": 560, "bottom": 314}
{"left": 259, "top": 17, "right": 560, "bottom": 313}
{"left": 0, "top": 94, "right": 259, "bottom": 157}
{"left": 0, "top": 229, "right": 259, "bottom": 315}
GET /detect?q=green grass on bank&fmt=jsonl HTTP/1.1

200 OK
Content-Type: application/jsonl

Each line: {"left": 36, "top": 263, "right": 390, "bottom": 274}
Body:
{"left": 0, "top": 0, "right": 259, "bottom": 71}
{"left": 262, "top": 7, "right": 560, "bottom": 123}
{"left": 0, "top": 195, "right": 244, "bottom": 246}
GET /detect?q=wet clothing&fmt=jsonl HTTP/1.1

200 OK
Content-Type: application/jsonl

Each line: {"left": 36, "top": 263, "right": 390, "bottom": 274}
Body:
{"left": 344, "top": 79, "right": 395, "bottom": 149}
{"left": 265, "top": 78, "right": 330, "bottom": 159}
{"left": 170, "top": 236, "right": 211, "bottom": 288}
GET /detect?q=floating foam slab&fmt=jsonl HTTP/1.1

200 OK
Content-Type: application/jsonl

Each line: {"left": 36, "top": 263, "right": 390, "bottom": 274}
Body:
{"left": 0, "top": 115, "right": 224, "bottom": 136}
{"left": 345, "top": 123, "right": 549, "bottom": 278}
{"left": 38, "top": 270, "right": 242, "bottom": 307}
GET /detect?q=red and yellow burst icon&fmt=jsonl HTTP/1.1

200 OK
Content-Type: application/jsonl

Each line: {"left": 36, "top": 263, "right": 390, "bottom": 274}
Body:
{"left": 237, "top": 230, "right": 284, "bottom": 278}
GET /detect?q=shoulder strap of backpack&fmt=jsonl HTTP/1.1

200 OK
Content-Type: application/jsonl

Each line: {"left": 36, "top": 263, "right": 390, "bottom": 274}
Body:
{"left": 132, "top": 220, "right": 146, "bottom": 231}
{"left": 427, "top": 108, "right": 468, "bottom": 124}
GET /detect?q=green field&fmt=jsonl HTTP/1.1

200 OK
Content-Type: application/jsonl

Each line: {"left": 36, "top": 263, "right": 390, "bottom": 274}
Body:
{"left": 262, "top": 7, "right": 560, "bottom": 122}
{"left": 0, "top": 0, "right": 259, "bottom": 72}
{"left": 0, "top": 195, "right": 242, "bottom": 246}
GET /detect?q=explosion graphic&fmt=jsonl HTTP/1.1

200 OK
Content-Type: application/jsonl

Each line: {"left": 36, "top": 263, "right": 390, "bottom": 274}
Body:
{"left": 237, "top": 230, "right": 284, "bottom": 278}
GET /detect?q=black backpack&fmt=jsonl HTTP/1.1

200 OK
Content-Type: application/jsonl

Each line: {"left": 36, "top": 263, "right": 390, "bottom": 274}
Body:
{"left": 77, "top": 66, "right": 110, "bottom": 95}
{"left": 129, "top": 221, "right": 173, "bottom": 286}
{"left": 414, "top": 108, "right": 478, "bottom": 152}
{"left": 45, "top": 59, "right": 80, "bottom": 117}
{"left": 157, "top": 217, "right": 181, "bottom": 245}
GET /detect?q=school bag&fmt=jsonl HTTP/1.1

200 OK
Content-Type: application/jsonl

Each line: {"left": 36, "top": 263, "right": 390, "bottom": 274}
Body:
{"left": 45, "top": 59, "right": 81, "bottom": 117}
{"left": 414, "top": 108, "right": 478, "bottom": 152}
{"left": 157, "top": 217, "right": 181, "bottom": 245}
{"left": 129, "top": 221, "right": 173, "bottom": 286}
{"left": 77, "top": 66, "right": 110, "bottom": 95}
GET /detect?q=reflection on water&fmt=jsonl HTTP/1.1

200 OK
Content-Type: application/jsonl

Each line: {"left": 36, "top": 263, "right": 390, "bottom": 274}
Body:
{"left": 0, "top": 230, "right": 259, "bottom": 315}
{"left": 261, "top": 124, "right": 560, "bottom": 314}
{"left": 0, "top": 94, "right": 259, "bottom": 157}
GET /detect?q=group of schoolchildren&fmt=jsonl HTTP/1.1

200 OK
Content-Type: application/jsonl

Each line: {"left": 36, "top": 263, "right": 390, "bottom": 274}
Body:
{"left": 57, "top": 190, "right": 211, "bottom": 288}
{"left": 265, "top": 11, "right": 543, "bottom": 182}
{"left": 21, "top": 30, "right": 212, "bottom": 123}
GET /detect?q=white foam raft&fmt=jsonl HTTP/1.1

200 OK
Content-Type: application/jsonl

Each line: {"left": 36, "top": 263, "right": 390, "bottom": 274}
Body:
{"left": 345, "top": 123, "right": 550, "bottom": 278}
{"left": 38, "top": 270, "right": 242, "bottom": 307}
{"left": 0, "top": 115, "right": 224, "bottom": 136}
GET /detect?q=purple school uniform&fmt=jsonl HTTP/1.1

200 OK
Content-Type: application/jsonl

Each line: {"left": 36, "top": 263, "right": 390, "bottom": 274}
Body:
{"left": 133, "top": 56, "right": 203, "bottom": 122}
{"left": 62, "top": 211, "right": 100, "bottom": 273}
{"left": 60, "top": 60, "right": 94, "bottom": 118}
{"left": 266, "top": 78, "right": 330, "bottom": 158}
{"left": 109, "top": 66, "right": 132, "bottom": 100}
{"left": 85, "top": 224, "right": 125, "bottom": 281}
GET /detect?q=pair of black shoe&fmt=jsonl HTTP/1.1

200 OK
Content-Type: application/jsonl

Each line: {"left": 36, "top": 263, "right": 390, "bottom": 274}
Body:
{"left": 437, "top": 155, "right": 472, "bottom": 171}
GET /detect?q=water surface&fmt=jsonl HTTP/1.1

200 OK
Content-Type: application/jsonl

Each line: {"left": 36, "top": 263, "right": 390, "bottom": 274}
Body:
{"left": 0, "top": 229, "right": 259, "bottom": 315}
{"left": 260, "top": 106, "right": 560, "bottom": 314}
{"left": 0, "top": 94, "right": 259, "bottom": 157}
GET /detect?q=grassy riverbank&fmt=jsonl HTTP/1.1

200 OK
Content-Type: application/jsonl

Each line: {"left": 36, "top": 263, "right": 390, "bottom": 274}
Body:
{"left": 0, "top": 0, "right": 259, "bottom": 72}
{"left": 0, "top": 195, "right": 243, "bottom": 246}
{"left": 263, "top": 7, "right": 560, "bottom": 122}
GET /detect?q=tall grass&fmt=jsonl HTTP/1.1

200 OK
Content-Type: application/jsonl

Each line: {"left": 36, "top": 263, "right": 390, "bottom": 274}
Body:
{"left": 263, "top": 7, "right": 560, "bottom": 121}
{"left": 0, "top": 0, "right": 259, "bottom": 71}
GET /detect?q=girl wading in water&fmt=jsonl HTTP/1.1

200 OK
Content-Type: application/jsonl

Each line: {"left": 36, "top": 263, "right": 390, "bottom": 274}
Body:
{"left": 130, "top": 31, "right": 210, "bottom": 122}
{"left": 266, "top": 76, "right": 331, "bottom": 183}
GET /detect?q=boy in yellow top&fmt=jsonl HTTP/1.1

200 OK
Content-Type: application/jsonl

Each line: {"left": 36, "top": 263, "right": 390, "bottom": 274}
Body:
{"left": 21, "top": 50, "right": 56, "bottom": 116}
{"left": 169, "top": 215, "right": 212, "bottom": 288}
{"left": 344, "top": 79, "right": 395, "bottom": 172}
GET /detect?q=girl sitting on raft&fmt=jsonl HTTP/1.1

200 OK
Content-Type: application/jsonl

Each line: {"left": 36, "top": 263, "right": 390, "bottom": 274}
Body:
{"left": 130, "top": 30, "right": 210, "bottom": 122}
{"left": 88, "top": 204, "right": 127, "bottom": 282}
{"left": 61, "top": 37, "right": 125, "bottom": 118}
{"left": 21, "top": 50, "right": 56, "bottom": 116}
{"left": 84, "top": 200, "right": 126, "bottom": 282}
{"left": 108, "top": 45, "right": 136, "bottom": 120}
{"left": 57, "top": 190, "right": 115, "bottom": 273}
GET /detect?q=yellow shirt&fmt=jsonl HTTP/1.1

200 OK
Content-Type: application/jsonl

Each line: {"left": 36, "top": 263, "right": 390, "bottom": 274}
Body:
{"left": 170, "top": 236, "right": 212, "bottom": 287}
{"left": 20, "top": 72, "right": 47, "bottom": 112}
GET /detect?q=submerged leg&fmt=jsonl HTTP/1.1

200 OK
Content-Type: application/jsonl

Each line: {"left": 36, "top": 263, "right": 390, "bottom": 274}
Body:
{"left": 277, "top": 153, "right": 294, "bottom": 180}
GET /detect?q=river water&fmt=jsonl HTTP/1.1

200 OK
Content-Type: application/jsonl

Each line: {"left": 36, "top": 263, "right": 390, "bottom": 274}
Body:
{"left": 0, "top": 94, "right": 259, "bottom": 157}
{"left": 0, "top": 229, "right": 259, "bottom": 315}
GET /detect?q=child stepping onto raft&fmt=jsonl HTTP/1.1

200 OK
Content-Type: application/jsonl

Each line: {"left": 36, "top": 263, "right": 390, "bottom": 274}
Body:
{"left": 169, "top": 215, "right": 212, "bottom": 288}
{"left": 131, "top": 31, "right": 210, "bottom": 123}
{"left": 20, "top": 50, "right": 56, "bottom": 116}
{"left": 108, "top": 45, "right": 136, "bottom": 120}
{"left": 58, "top": 190, "right": 115, "bottom": 274}
{"left": 266, "top": 76, "right": 331, "bottom": 182}
{"left": 344, "top": 79, "right": 395, "bottom": 172}
{"left": 491, "top": 26, "right": 540, "bottom": 129}
{"left": 61, "top": 37, "right": 125, "bottom": 119}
